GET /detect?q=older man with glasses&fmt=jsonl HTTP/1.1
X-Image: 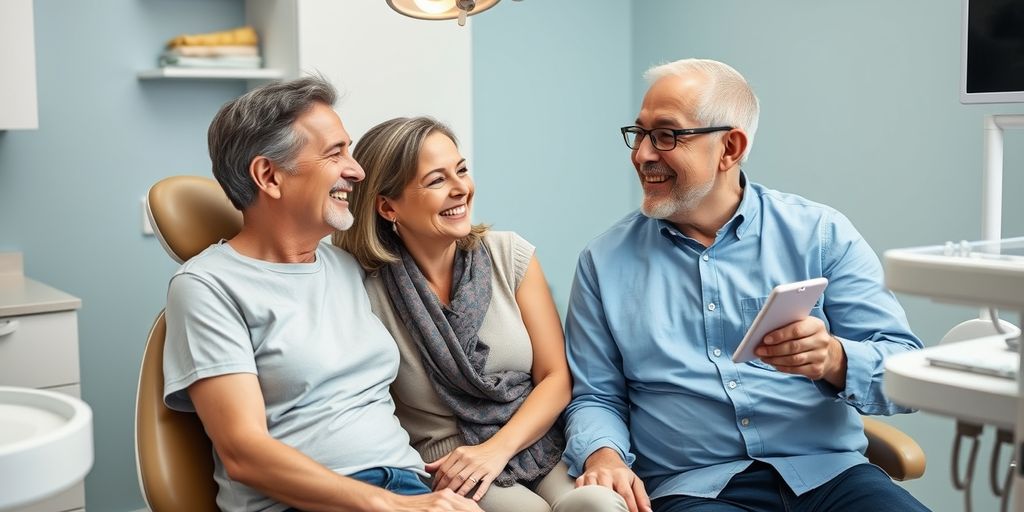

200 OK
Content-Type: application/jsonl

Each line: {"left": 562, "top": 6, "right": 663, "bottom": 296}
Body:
{"left": 561, "top": 58, "right": 929, "bottom": 512}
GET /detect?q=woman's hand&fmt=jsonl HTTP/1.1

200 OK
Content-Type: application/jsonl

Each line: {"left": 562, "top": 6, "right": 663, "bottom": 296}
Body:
{"left": 426, "top": 442, "right": 513, "bottom": 501}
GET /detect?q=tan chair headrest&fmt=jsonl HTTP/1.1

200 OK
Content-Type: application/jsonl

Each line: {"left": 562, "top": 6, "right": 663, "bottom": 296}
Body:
{"left": 147, "top": 176, "right": 243, "bottom": 263}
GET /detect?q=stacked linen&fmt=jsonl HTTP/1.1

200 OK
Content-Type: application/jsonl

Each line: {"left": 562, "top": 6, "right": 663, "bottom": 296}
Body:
{"left": 159, "top": 26, "right": 262, "bottom": 69}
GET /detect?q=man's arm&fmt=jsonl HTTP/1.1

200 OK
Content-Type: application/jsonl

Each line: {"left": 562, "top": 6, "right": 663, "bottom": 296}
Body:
{"left": 189, "top": 373, "right": 481, "bottom": 512}
{"left": 758, "top": 211, "right": 921, "bottom": 415}
{"left": 563, "top": 251, "right": 650, "bottom": 512}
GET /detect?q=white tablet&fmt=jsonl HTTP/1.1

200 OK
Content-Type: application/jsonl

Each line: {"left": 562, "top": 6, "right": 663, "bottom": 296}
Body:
{"left": 731, "top": 278, "right": 829, "bottom": 364}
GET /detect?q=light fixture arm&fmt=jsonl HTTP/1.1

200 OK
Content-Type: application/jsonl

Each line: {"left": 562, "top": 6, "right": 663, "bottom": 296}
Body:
{"left": 457, "top": 0, "right": 474, "bottom": 26}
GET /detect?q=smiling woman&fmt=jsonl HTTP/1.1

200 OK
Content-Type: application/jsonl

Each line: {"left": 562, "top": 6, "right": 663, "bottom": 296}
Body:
{"left": 333, "top": 117, "right": 627, "bottom": 512}
{"left": 380, "top": 131, "right": 476, "bottom": 257}
{"left": 334, "top": 117, "right": 488, "bottom": 273}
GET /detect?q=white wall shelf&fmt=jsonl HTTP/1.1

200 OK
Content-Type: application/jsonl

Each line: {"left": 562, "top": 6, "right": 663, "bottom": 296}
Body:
{"left": 136, "top": 67, "right": 285, "bottom": 80}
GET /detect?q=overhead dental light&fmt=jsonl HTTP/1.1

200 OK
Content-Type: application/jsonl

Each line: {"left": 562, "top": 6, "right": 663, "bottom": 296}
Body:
{"left": 386, "top": 0, "right": 517, "bottom": 27}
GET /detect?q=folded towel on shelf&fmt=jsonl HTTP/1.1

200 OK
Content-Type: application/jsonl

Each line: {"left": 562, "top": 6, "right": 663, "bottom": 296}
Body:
{"left": 165, "top": 45, "right": 259, "bottom": 57}
{"left": 166, "top": 26, "right": 258, "bottom": 48}
{"left": 158, "top": 54, "right": 263, "bottom": 69}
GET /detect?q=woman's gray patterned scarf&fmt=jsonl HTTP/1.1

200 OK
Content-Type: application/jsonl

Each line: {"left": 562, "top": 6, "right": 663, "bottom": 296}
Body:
{"left": 380, "top": 242, "right": 565, "bottom": 487}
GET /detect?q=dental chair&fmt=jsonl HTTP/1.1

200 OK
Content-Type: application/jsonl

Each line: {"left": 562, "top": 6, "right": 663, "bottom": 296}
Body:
{"left": 135, "top": 175, "right": 241, "bottom": 512}
{"left": 863, "top": 416, "right": 926, "bottom": 481}
{"left": 133, "top": 176, "right": 925, "bottom": 512}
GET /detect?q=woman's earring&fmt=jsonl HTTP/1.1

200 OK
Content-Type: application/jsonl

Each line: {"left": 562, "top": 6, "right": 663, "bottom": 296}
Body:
{"left": 391, "top": 218, "right": 399, "bottom": 235}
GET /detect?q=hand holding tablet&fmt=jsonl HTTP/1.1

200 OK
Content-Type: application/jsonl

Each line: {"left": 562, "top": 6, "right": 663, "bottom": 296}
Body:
{"left": 732, "top": 278, "right": 829, "bottom": 364}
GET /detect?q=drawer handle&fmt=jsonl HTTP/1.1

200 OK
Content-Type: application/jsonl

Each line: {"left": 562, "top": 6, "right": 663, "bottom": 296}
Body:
{"left": 0, "top": 319, "right": 19, "bottom": 337}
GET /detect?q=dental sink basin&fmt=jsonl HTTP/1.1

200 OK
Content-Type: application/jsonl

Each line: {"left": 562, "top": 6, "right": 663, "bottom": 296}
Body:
{"left": 0, "top": 386, "right": 93, "bottom": 510}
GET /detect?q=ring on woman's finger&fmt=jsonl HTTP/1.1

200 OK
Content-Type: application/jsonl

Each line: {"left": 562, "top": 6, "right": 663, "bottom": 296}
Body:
{"left": 468, "top": 477, "right": 479, "bottom": 484}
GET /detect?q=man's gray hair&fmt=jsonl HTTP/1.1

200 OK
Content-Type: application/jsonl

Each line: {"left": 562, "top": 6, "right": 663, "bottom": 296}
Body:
{"left": 208, "top": 75, "right": 337, "bottom": 210}
{"left": 645, "top": 59, "right": 760, "bottom": 163}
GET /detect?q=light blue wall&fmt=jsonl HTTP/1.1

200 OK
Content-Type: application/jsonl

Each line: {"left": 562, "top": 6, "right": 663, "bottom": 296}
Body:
{"left": 0, "top": 1, "right": 246, "bottom": 510}
{"left": 3, "top": 1, "right": 1023, "bottom": 510}
{"left": 472, "top": 0, "right": 635, "bottom": 314}
{"left": 631, "top": 1, "right": 1024, "bottom": 510}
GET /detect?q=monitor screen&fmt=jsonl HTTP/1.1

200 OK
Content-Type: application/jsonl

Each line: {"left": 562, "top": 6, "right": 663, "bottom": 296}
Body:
{"left": 961, "top": 0, "right": 1024, "bottom": 104}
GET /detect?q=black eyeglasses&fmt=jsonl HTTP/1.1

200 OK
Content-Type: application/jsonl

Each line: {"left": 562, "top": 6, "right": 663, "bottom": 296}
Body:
{"left": 620, "top": 125, "right": 733, "bottom": 151}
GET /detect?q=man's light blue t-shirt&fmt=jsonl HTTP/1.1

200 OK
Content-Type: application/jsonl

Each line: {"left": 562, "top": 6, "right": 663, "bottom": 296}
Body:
{"left": 563, "top": 176, "right": 922, "bottom": 500}
{"left": 163, "top": 241, "right": 425, "bottom": 512}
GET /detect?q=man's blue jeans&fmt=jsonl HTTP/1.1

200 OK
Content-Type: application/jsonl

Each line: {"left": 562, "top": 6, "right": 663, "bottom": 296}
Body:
{"left": 348, "top": 466, "right": 431, "bottom": 495}
{"left": 282, "top": 467, "right": 430, "bottom": 511}
{"left": 652, "top": 462, "right": 930, "bottom": 512}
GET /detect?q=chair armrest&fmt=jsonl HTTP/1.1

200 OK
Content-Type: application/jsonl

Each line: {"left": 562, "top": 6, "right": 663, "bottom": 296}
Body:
{"left": 862, "top": 416, "right": 926, "bottom": 481}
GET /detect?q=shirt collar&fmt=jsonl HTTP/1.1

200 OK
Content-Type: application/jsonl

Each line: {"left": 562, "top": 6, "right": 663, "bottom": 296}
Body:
{"left": 657, "top": 171, "right": 758, "bottom": 244}
{"left": 728, "top": 171, "right": 757, "bottom": 240}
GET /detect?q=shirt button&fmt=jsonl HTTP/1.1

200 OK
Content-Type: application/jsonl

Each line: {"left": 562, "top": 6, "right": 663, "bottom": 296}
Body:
{"left": 741, "top": 418, "right": 750, "bottom": 427}
{"left": 707, "top": 303, "right": 716, "bottom": 311}
{"left": 728, "top": 380, "right": 737, "bottom": 389}
{"left": 702, "top": 254, "right": 710, "bottom": 261}
{"left": 713, "top": 348, "right": 722, "bottom": 357}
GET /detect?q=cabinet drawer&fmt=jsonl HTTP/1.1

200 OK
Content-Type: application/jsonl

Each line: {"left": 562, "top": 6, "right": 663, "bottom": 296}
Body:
{"left": 0, "top": 310, "right": 79, "bottom": 388}
{"left": 11, "top": 480, "right": 85, "bottom": 512}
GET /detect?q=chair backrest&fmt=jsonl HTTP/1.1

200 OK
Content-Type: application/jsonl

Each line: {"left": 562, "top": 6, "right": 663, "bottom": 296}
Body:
{"left": 147, "top": 175, "right": 244, "bottom": 264}
{"left": 135, "top": 176, "right": 242, "bottom": 512}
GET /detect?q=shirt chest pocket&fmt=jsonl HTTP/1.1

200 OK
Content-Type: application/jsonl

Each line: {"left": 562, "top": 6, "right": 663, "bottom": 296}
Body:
{"left": 738, "top": 295, "right": 825, "bottom": 372}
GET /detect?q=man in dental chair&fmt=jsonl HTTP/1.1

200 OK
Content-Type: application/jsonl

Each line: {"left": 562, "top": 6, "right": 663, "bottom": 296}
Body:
{"left": 162, "top": 76, "right": 482, "bottom": 512}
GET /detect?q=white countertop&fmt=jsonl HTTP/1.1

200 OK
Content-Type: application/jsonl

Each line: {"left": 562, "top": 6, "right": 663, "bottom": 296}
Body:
{"left": 884, "top": 237, "right": 1024, "bottom": 310}
{"left": 0, "top": 253, "right": 80, "bottom": 318}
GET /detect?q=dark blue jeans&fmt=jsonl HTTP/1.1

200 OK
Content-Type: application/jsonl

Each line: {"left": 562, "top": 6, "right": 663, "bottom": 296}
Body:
{"left": 348, "top": 466, "right": 431, "bottom": 495}
{"left": 282, "top": 467, "right": 430, "bottom": 511}
{"left": 652, "top": 462, "right": 930, "bottom": 512}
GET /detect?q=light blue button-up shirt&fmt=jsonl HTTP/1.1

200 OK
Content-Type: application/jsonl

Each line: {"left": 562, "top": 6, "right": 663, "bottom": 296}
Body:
{"left": 563, "top": 176, "right": 922, "bottom": 500}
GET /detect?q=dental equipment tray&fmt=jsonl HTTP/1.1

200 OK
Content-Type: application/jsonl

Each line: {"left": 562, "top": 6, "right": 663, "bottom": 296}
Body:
{"left": 884, "top": 237, "right": 1024, "bottom": 309}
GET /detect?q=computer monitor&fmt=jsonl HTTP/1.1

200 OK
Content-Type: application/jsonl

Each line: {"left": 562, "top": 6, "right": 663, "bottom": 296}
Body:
{"left": 960, "top": 0, "right": 1024, "bottom": 104}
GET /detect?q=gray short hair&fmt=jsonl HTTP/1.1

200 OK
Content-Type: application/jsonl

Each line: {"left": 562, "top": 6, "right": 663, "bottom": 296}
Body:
{"left": 207, "top": 76, "right": 337, "bottom": 210}
{"left": 645, "top": 59, "right": 760, "bottom": 163}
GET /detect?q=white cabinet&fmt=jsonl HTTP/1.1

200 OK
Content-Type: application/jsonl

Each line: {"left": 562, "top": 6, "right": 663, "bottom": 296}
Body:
{"left": 0, "top": 0, "right": 39, "bottom": 130}
{"left": 0, "top": 253, "right": 85, "bottom": 512}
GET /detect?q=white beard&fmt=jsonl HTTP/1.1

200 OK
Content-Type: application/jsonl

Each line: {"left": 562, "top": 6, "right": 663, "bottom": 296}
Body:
{"left": 641, "top": 173, "right": 715, "bottom": 219}
{"left": 325, "top": 206, "right": 354, "bottom": 231}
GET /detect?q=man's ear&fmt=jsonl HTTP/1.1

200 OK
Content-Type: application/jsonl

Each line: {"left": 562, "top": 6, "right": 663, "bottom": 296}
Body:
{"left": 250, "top": 156, "right": 283, "bottom": 199}
{"left": 376, "top": 195, "right": 396, "bottom": 222}
{"left": 719, "top": 129, "right": 749, "bottom": 171}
